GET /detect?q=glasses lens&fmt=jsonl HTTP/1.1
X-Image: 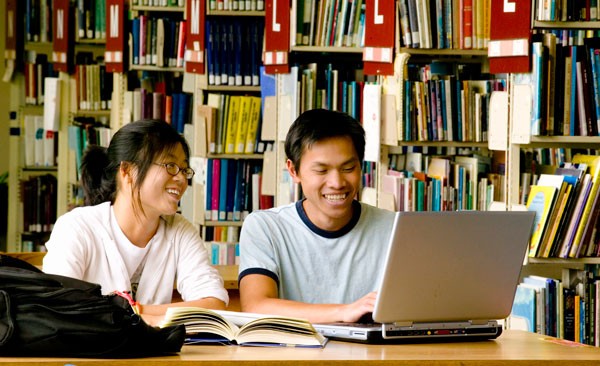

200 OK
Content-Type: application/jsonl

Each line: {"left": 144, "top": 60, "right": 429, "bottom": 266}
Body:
{"left": 165, "top": 163, "right": 179, "bottom": 176}
{"left": 183, "top": 168, "right": 194, "bottom": 179}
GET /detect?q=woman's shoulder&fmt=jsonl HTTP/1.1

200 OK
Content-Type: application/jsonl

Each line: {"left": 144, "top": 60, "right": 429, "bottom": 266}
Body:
{"left": 56, "top": 202, "right": 110, "bottom": 225}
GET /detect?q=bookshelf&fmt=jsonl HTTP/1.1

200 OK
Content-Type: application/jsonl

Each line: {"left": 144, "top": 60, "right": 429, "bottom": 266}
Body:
{"left": 503, "top": 5, "right": 600, "bottom": 345}
{"left": 185, "top": 5, "right": 268, "bottom": 268}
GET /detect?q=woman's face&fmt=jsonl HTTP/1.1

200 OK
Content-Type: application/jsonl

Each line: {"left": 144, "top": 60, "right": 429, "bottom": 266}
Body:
{"left": 137, "top": 143, "right": 190, "bottom": 218}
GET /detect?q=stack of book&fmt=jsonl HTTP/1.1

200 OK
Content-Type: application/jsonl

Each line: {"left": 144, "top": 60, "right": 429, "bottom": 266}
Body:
{"left": 205, "top": 18, "right": 264, "bottom": 87}
{"left": 396, "top": 0, "right": 490, "bottom": 49}
{"left": 131, "top": 16, "right": 187, "bottom": 68}
{"left": 293, "top": 0, "right": 366, "bottom": 48}
{"left": 509, "top": 268, "right": 600, "bottom": 346}
{"left": 525, "top": 154, "right": 600, "bottom": 259}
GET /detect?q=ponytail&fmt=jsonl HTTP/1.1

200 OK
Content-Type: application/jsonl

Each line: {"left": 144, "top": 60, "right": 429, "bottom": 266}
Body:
{"left": 80, "top": 145, "right": 117, "bottom": 206}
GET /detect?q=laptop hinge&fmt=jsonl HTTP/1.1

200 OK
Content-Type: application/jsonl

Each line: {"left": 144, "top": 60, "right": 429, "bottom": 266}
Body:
{"left": 469, "top": 319, "right": 490, "bottom": 325}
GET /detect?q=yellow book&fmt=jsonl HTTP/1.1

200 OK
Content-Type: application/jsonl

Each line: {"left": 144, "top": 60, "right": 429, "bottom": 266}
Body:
{"left": 234, "top": 96, "right": 252, "bottom": 154}
{"left": 538, "top": 183, "right": 572, "bottom": 258}
{"left": 224, "top": 96, "right": 241, "bottom": 154}
{"left": 526, "top": 185, "right": 557, "bottom": 257}
{"left": 244, "top": 96, "right": 261, "bottom": 154}
{"left": 569, "top": 154, "right": 600, "bottom": 257}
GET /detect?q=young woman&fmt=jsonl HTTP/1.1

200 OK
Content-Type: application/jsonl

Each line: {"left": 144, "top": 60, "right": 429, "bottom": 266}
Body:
{"left": 43, "top": 120, "right": 228, "bottom": 325}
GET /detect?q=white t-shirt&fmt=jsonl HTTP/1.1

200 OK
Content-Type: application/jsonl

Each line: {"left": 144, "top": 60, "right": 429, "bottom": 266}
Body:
{"left": 43, "top": 202, "right": 229, "bottom": 305}
{"left": 239, "top": 200, "right": 395, "bottom": 304}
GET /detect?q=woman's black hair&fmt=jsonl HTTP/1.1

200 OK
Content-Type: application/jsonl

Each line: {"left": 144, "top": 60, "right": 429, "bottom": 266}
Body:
{"left": 284, "top": 109, "right": 365, "bottom": 171}
{"left": 80, "top": 119, "right": 191, "bottom": 216}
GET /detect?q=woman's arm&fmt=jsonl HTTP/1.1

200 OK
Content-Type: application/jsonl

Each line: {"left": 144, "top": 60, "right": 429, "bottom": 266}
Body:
{"left": 140, "top": 297, "right": 227, "bottom": 326}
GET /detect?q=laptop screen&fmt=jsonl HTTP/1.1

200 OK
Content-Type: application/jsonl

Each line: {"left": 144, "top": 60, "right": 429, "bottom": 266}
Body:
{"left": 373, "top": 211, "right": 535, "bottom": 325}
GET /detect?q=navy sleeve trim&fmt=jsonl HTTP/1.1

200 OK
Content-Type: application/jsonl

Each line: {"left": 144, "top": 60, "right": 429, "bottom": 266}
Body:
{"left": 238, "top": 268, "right": 279, "bottom": 286}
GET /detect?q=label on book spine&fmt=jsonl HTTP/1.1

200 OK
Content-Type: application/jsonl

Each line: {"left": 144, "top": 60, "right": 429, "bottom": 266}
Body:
{"left": 264, "top": 0, "right": 290, "bottom": 74}
{"left": 106, "top": 0, "right": 127, "bottom": 72}
{"left": 185, "top": 0, "right": 205, "bottom": 74}
{"left": 52, "top": 0, "right": 71, "bottom": 72}
{"left": 363, "top": 0, "right": 395, "bottom": 75}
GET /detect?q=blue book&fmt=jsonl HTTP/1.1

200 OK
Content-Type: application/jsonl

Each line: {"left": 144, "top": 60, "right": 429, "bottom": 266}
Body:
{"left": 455, "top": 80, "right": 463, "bottom": 141}
{"left": 220, "top": 22, "right": 229, "bottom": 84}
{"left": 225, "top": 160, "right": 237, "bottom": 221}
{"left": 178, "top": 93, "right": 190, "bottom": 134}
{"left": 132, "top": 18, "right": 140, "bottom": 65}
{"left": 232, "top": 160, "right": 245, "bottom": 221}
{"left": 531, "top": 42, "right": 543, "bottom": 135}
{"left": 218, "top": 159, "right": 229, "bottom": 221}
{"left": 226, "top": 19, "right": 235, "bottom": 86}
{"left": 570, "top": 46, "right": 578, "bottom": 135}
{"left": 206, "top": 19, "right": 215, "bottom": 85}
{"left": 439, "top": 80, "right": 448, "bottom": 140}
{"left": 259, "top": 66, "right": 276, "bottom": 116}
{"left": 251, "top": 19, "right": 264, "bottom": 86}
{"left": 205, "top": 159, "right": 213, "bottom": 221}
{"left": 404, "top": 81, "right": 411, "bottom": 141}
{"left": 234, "top": 20, "right": 243, "bottom": 86}
{"left": 213, "top": 22, "right": 221, "bottom": 85}
{"left": 171, "top": 93, "right": 180, "bottom": 131}
{"left": 524, "top": 276, "right": 557, "bottom": 337}
{"left": 510, "top": 284, "right": 537, "bottom": 333}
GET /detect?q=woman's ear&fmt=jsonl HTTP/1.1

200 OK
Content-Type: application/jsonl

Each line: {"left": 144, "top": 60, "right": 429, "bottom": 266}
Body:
{"left": 118, "top": 161, "right": 134, "bottom": 186}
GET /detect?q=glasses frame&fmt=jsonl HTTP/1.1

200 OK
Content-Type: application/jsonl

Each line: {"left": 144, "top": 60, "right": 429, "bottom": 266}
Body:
{"left": 154, "top": 162, "right": 195, "bottom": 180}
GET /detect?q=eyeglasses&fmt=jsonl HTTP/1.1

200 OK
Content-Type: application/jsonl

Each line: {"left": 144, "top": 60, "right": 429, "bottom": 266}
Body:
{"left": 154, "top": 162, "right": 195, "bottom": 180}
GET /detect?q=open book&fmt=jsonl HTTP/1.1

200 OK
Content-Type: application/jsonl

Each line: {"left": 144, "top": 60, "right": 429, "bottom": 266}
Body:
{"left": 160, "top": 307, "right": 328, "bottom": 348}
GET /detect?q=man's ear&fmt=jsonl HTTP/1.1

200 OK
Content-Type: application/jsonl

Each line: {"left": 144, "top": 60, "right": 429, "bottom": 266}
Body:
{"left": 286, "top": 159, "right": 301, "bottom": 183}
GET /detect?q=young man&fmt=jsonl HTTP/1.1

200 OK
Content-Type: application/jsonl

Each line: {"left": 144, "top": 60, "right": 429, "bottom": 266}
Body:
{"left": 238, "top": 109, "right": 395, "bottom": 323}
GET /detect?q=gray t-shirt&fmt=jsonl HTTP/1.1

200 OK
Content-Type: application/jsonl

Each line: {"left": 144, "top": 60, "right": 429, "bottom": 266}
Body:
{"left": 239, "top": 200, "right": 395, "bottom": 304}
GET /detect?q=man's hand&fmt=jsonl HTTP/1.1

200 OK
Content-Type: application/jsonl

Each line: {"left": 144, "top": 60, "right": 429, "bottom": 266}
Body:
{"left": 339, "top": 291, "right": 377, "bottom": 323}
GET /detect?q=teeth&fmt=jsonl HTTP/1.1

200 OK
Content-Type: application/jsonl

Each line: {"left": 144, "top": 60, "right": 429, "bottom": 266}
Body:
{"left": 324, "top": 194, "right": 346, "bottom": 201}
{"left": 167, "top": 188, "right": 180, "bottom": 196}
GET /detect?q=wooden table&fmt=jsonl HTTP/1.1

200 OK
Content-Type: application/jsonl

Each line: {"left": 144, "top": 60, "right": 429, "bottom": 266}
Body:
{"left": 1, "top": 330, "right": 599, "bottom": 365}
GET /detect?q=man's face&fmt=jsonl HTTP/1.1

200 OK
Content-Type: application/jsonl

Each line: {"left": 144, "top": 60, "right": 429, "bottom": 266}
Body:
{"left": 287, "top": 136, "right": 362, "bottom": 232}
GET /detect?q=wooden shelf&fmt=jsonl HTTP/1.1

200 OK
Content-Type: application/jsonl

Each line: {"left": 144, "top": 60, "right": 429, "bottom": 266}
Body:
{"left": 206, "top": 153, "right": 263, "bottom": 159}
{"left": 129, "top": 65, "right": 184, "bottom": 72}
{"left": 205, "top": 85, "right": 261, "bottom": 92}
{"left": 73, "top": 110, "right": 111, "bottom": 118}
{"left": 516, "top": 136, "right": 600, "bottom": 148}
{"left": 291, "top": 46, "right": 363, "bottom": 53}
{"left": 75, "top": 38, "right": 106, "bottom": 45}
{"left": 527, "top": 257, "right": 600, "bottom": 265}
{"left": 22, "top": 166, "right": 58, "bottom": 172}
{"left": 202, "top": 220, "right": 244, "bottom": 227}
{"left": 533, "top": 20, "right": 600, "bottom": 29}
{"left": 131, "top": 5, "right": 185, "bottom": 12}
{"left": 388, "top": 141, "right": 490, "bottom": 148}
{"left": 20, "top": 105, "right": 44, "bottom": 114}
{"left": 398, "top": 47, "right": 488, "bottom": 57}
{"left": 207, "top": 10, "right": 265, "bottom": 16}
{"left": 24, "top": 42, "right": 52, "bottom": 55}
{"left": 216, "top": 265, "right": 239, "bottom": 289}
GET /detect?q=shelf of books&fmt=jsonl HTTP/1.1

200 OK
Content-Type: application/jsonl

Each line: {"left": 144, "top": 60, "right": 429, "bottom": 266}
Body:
{"left": 505, "top": 5, "right": 600, "bottom": 347}
{"left": 180, "top": 5, "right": 270, "bottom": 269}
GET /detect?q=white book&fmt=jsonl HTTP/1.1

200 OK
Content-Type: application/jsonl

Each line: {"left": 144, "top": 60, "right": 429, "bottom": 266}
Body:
{"left": 34, "top": 116, "right": 44, "bottom": 167}
{"left": 43, "top": 77, "right": 61, "bottom": 131}
{"left": 23, "top": 115, "right": 37, "bottom": 167}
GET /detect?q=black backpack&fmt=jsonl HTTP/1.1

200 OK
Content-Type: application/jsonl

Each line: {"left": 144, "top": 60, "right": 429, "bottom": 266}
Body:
{"left": 0, "top": 254, "right": 186, "bottom": 357}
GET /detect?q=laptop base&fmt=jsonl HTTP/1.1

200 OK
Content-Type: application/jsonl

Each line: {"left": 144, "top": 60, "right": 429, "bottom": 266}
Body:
{"left": 315, "top": 321, "right": 503, "bottom": 344}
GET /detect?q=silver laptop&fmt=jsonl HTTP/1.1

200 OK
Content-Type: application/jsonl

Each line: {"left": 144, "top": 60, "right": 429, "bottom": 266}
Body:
{"left": 313, "top": 210, "right": 535, "bottom": 343}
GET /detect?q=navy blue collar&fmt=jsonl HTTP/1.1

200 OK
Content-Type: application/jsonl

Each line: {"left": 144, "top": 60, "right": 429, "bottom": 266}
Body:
{"left": 295, "top": 199, "right": 361, "bottom": 238}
